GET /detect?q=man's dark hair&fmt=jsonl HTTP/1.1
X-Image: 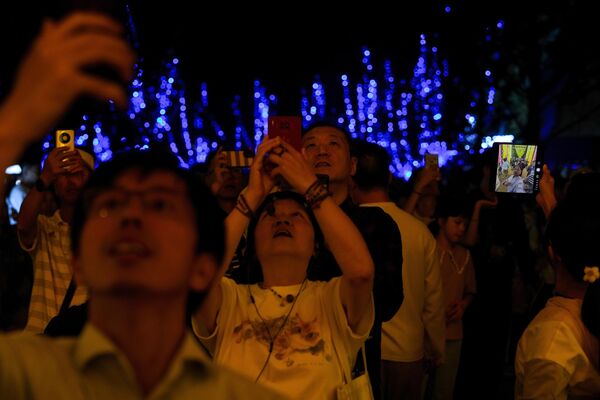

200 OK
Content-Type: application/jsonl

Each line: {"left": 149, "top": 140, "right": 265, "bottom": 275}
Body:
{"left": 70, "top": 149, "right": 225, "bottom": 265}
{"left": 302, "top": 119, "right": 353, "bottom": 146}
{"left": 352, "top": 140, "right": 391, "bottom": 191}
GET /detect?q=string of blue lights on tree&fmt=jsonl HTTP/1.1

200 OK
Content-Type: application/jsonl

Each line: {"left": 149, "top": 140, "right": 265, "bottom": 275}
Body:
{"left": 40, "top": 10, "right": 513, "bottom": 180}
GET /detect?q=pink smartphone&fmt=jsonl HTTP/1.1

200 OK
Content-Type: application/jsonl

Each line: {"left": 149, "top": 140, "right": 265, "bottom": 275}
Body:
{"left": 268, "top": 116, "right": 302, "bottom": 151}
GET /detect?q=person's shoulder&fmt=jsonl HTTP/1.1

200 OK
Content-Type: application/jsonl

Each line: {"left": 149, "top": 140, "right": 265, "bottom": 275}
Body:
{"left": 220, "top": 276, "right": 247, "bottom": 295}
{"left": 539, "top": 298, "right": 587, "bottom": 329}
{"left": 347, "top": 202, "right": 402, "bottom": 242}
{"left": 1, "top": 330, "right": 47, "bottom": 345}
{"left": 519, "top": 317, "right": 581, "bottom": 366}
{"left": 353, "top": 203, "right": 396, "bottom": 225}
{"left": 312, "top": 276, "right": 342, "bottom": 289}
{"left": 396, "top": 207, "right": 434, "bottom": 232}
{"left": 371, "top": 202, "right": 432, "bottom": 233}
{"left": 0, "top": 331, "right": 76, "bottom": 362}
{"left": 521, "top": 302, "right": 582, "bottom": 348}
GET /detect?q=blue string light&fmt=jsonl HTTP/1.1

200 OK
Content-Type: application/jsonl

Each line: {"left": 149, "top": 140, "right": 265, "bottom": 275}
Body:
{"left": 38, "top": 14, "right": 501, "bottom": 180}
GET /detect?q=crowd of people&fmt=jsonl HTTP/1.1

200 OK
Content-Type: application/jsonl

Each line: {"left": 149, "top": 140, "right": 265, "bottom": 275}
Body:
{"left": 1, "top": 10, "right": 599, "bottom": 400}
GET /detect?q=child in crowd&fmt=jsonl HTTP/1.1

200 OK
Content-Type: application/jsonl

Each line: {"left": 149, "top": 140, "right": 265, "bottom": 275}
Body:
{"left": 426, "top": 195, "right": 477, "bottom": 400}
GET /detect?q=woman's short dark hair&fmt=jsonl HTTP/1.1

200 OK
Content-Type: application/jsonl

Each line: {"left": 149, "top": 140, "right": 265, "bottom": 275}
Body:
{"left": 236, "top": 191, "right": 324, "bottom": 284}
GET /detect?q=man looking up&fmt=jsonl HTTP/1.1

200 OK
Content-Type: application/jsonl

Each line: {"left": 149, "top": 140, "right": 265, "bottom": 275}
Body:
{"left": 351, "top": 140, "right": 445, "bottom": 400}
{"left": 18, "top": 147, "right": 94, "bottom": 332}
{"left": 1, "top": 150, "right": 281, "bottom": 399}
{"left": 301, "top": 121, "right": 404, "bottom": 398}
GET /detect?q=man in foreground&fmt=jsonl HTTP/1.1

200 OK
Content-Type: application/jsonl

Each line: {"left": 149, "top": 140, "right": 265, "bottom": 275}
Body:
{"left": 0, "top": 150, "right": 281, "bottom": 399}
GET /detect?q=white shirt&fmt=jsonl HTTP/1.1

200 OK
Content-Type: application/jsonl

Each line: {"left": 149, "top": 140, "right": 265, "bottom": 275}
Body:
{"left": 0, "top": 324, "right": 282, "bottom": 399}
{"left": 18, "top": 211, "right": 88, "bottom": 333}
{"left": 194, "top": 277, "right": 374, "bottom": 400}
{"left": 362, "top": 202, "right": 445, "bottom": 363}
{"left": 515, "top": 296, "right": 600, "bottom": 399}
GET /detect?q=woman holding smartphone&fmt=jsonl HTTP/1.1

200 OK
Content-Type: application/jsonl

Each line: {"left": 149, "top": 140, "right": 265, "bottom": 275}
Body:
{"left": 193, "top": 137, "right": 374, "bottom": 399}
{"left": 515, "top": 170, "right": 600, "bottom": 398}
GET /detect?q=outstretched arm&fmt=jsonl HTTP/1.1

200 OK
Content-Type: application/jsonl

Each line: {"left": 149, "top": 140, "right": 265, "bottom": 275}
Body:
{"left": 464, "top": 197, "right": 498, "bottom": 247}
{"left": 403, "top": 167, "right": 440, "bottom": 214}
{"left": 17, "top": 147, "right": 84, "bottom": 248}
{"left": 0, "top": 12, "right": 134, "bottom": 194}
{"left": 195, "top": 137, "right": 280, "bottom": 333}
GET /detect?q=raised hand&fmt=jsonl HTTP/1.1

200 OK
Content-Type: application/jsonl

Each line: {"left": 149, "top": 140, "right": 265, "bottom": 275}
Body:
{"left": 242, "top": 136, "right": 281, "bottom": 209}
{"left": 266, "top": 140, "right": 318, "bottom": 194}
{"left": 1, "top": 12, "right": 135, "bottom": 152}
{"left": 415, "top": 166, "right": 441, "bottom": 193}
{"left": 39, "top": 147, "right": 81, "bottom": 185}
{"left": 536, "top": 164, "right": 557, "bottom": 218}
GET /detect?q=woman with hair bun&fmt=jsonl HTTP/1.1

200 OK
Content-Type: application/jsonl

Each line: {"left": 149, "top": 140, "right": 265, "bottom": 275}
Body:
{"left": 515, "top": 166, "right": 600, "bottom": 399}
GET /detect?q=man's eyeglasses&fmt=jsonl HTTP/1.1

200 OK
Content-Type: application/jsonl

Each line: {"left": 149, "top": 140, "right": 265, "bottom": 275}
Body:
{"left": 86, "top": 187, "right": 190, "bottom": 219}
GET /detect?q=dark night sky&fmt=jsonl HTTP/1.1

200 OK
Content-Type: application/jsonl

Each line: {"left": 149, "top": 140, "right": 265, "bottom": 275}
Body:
{"left": 1, "top": 1, "right": 488, "bottom": 103}
{"left": 123, "top": 1, "right": 454, "bottom": 112}
{"left": 2, "top": 0, "right": 598, "bottom": 154}
{"left": 0, "top": 0, "right": 503, "bottom": 162}
{"left": 2, "top": 1, "right": 593, "bottom": 92}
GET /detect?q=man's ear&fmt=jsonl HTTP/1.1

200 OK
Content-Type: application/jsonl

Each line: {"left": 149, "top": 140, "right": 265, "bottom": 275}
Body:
{"left": 350, "top": 156, "right": 357, "bottom": 177}
{"left": 190, "top": 253, "right": 219, "bottom": 292}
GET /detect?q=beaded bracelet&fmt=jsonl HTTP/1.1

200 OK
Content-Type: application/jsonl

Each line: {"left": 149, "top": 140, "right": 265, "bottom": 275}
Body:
{"left": 235, "top": 193, "right": 255, "bottom": 219}
{"left": 304, "top": 179, "right": 330, "bottom": 209}
{"left": 304, "top": 180, "right": 322, "bottom": 198}
{"left": 309, "top": 189, "right": 330, "bottom": 209}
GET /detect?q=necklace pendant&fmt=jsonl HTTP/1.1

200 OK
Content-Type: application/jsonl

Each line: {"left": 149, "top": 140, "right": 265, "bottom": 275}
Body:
{"left": 285, "top": 294, "right": 295, "bottom": 303}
